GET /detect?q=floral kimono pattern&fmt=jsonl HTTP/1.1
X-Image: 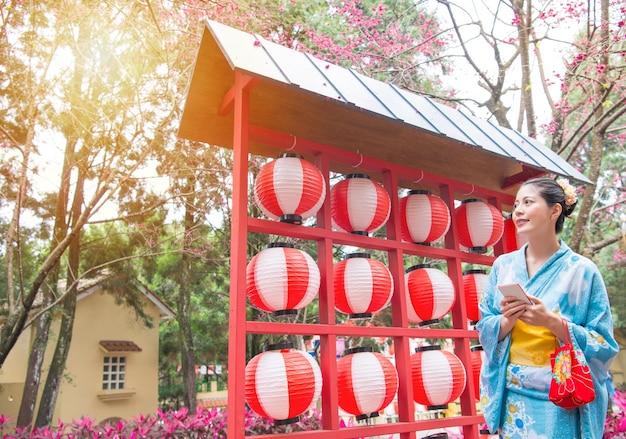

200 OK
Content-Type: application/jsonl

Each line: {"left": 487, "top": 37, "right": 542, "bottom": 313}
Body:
{"left": 477, "top": 241, "right": 618, "bottom": 439}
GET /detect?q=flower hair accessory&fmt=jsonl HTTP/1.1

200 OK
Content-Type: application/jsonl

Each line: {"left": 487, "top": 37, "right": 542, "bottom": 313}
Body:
{"left": 557, "top": 178, "right": 578, "bottom": 207}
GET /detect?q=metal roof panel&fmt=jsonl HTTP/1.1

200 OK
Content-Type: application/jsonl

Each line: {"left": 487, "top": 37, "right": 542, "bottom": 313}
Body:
{"left": 183, "top": 20, "right": 592, "bottom": 186}
{"left": 256, "top": 38, "right": 341, "bottom": 100}
{"left": 208, "top": 20, "right": 286, "bottom": 83}
{"left": 397, "top": 90, "right": 478, "bottom": 145}
{"left": 303, "top": 54, "right": 396, "bottom": 118}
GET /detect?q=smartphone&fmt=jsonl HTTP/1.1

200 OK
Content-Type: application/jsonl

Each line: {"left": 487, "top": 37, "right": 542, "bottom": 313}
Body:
{"left": 497, "top": 283, "right": 533, "bottom": 304}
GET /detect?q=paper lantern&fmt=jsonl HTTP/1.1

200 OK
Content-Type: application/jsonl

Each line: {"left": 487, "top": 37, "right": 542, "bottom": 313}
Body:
{"left": 331, "top": 173, "right": 391, "bottom": 235}
{"left": 502, "top": 214, "right": 528, "bottom": 253}
{"left": 470, "top": 345, "right": 485, "bottom": 401}
{"left": 337, "top": 347, "right": 398, "bottom": 420}
{"left": 400, "top": 190, "right": 451, "bottom": 245}
{"left": 246, "top": 243, "right": 320, "bottom": 316}
{"left": 405, "top": 264, "right": 455, "bottom": 326}
{"left": 462, "top": 269, "right": 488, "bottom": 323}
{"left": 245, "top": 342, "right": 322, "bottom": 424}
{"left": 411, "top": 345, "right": 466, "bottom": 410}
{"left": 334, "top": 253, "right": 394, "bottom": 319}
{"left": 253, "top": 153, "right": 326, "bottom": 224}
{"left": 455, "top": 199, "right": 504, "bottom": 254}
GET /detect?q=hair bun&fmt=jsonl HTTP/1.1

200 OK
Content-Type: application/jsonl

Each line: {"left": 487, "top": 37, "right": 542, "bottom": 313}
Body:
{"left": 563, "top": 200, "right": 577, "bottom": 217}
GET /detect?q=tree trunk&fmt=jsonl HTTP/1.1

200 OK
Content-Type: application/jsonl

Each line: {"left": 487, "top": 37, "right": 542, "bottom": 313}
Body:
{"left": 179, "top": 184, "right": 197, "bottom": 411}
{"left": 34, "top": 166, "right": 85, "bottom": 427}
{"left": 512, "top": 0, "right": 537, "bottom": 136}
{"left": 16, "top": 286, "right": 53, "bottom": 428}
{"left": 569, "top": 0, "right": 609, "bottom": 253}
{"left": 16, "top": 95, "right": 77, "bottom": 424}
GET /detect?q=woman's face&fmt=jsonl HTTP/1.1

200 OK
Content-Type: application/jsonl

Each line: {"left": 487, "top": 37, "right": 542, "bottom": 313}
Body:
{"left": 512, "top": 184, "right": 561, "bottom": 237}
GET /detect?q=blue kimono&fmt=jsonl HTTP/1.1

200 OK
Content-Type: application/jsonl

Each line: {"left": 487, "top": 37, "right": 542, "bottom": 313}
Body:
{"left": 477, "top": 241, "right": 618, "bottom": 438}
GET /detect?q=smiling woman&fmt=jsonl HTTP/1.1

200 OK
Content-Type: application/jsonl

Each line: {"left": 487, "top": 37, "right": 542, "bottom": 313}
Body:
{"left": 477, "top": 177, "right": 618, "bottom": 439}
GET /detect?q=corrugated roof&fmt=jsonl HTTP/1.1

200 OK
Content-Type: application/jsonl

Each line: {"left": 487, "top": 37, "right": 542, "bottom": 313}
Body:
{"left": 178, "top": 19, "right": 590, "bottom": 193}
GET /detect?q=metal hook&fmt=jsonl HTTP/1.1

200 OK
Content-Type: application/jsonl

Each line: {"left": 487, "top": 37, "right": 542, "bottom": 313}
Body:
{"left": 414, "top": 170, "right": 424, "bottom": 184}
{"left": 353, "top": 150, "right": 363, "bottom": 168}
{"left": 286, "top": 135, "right": 297, "bottom": 151}
{"left": 462, "top": 184, "right": 475, "bottom": 195}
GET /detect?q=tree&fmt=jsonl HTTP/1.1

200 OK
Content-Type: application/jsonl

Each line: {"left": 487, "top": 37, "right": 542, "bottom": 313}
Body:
{"left": 436, "top": 0, "right": 625, "bottom": 260}
{"left": 0, "top": 0, "right": 178, "bottom": 425}
{"left": 0, "top": 0, "right": 461, "bottom": 422}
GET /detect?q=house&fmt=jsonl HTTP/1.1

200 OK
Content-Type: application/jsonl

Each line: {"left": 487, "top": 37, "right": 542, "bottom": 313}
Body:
{"left": 0, "top": 275, "right": 175, "bottom": 425}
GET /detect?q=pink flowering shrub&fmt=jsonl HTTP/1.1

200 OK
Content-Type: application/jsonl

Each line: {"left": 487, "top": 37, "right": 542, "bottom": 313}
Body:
{"left": 0, "top": 407, "right": 322, "bottom": 438}
{"left": 605, "top": 388, "right": 626, "bottom": 438}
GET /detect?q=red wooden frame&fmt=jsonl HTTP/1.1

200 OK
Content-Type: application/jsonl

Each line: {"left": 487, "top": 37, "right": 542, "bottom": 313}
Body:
{"left": 227, "top": 72, "right": 512, "bottom": 438}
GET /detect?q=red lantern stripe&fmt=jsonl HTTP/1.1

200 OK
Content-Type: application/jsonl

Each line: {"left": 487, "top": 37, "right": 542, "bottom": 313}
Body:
{"left": 405, "top": 288, "right": 423, "bottom": 324}
{"left": 463, "top": 272, "right": 488, "bottom": 322}
{"left": 406, "top": 268, "right": 455, "bottom": 321}
{"left": 412, "top": 350, "right": 466, "bottom": 406}
{"left": 401, "top": 194, "right": 450, "bottom": 242}
{"left": 470, "top": 348, "right": 485, "bottom": 401}
{"left": 502, "top": 216, "right": 528, "bottom": 253}
{"left": 338, "top": 352, "right": 398, "bottom": 415}
{"left": 246, "top": 350, "right": 321, "bottom": 420}
{"left": 254, "top": 157, "right": 325, "bottom": 221}
{"left": 331, "top": 177, "right": 390, "bottom": 233}
{"left": 296, "top": 159, "right": 327, "bottom": 219}
{"left": 458, "top": 201, "right": 504, "bottom": 248}
{"left": 247, "top": 247, "right": 319, "bottom": 312}
{"left": 356, "top": 353, "right": 393, "bottom": 413}
{"left": 335, "top": 258, "right": 393, "bottom": 314}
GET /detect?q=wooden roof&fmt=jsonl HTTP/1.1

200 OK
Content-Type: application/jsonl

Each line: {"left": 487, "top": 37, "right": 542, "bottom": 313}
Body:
{"left": 178, "top": 19, "right": 590, "bottom": 195}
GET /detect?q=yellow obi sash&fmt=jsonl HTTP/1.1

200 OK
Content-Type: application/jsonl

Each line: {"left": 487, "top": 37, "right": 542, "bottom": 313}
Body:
{"left": 509, "top": 320, "right": 555, "bottom": 367}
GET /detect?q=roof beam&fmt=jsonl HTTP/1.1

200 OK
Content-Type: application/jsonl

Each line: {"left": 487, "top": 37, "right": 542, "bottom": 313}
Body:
{"left": 218, "top": 75, "right": 259, "bottom": 116}
{"left": 501, "top": 165, "right": 545, "bottom": 190}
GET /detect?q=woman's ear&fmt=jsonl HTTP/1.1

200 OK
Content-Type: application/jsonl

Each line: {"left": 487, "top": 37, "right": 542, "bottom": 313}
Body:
{"left": 551, "top": 203, "right": 562, "bottom": 221}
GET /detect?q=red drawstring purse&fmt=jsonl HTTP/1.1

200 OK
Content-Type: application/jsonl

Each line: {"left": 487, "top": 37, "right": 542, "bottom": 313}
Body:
{"left": 549, "top": 319, "right": 596, "bottom": 409}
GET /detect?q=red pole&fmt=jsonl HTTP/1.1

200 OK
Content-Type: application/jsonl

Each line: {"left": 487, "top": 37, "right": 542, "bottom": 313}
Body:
{"left": 227, "top": 72, "right": 251, "bottom": 439}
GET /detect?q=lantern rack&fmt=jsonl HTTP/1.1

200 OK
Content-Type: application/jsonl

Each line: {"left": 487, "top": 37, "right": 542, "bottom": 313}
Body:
{"left": 228, "top": 99, "right": 515, "bottom": 439}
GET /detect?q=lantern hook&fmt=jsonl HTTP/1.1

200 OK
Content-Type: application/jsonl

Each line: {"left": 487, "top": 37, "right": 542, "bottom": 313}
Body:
{"left": 414, "top": 170, "right": 424, "bottom": 184}
{"left": 353, "top": 150, "right": 363, "bottom": 168}
{"left": 462, "top": 184, "right": 475, "bottom": 195}
{"left": 286, "top": 135, "right": 297, "bottom": 151}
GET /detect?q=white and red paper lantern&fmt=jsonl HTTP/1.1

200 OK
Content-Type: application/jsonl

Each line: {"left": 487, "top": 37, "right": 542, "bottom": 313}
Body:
{"left": 337, "top": 347, "right": 398, "bottom": 420}
{"left": 470, "top": 345, "right": 485, "bottom": 401}
{"left": 455, "top": 199, "right": 504, "bottom": 254}
{"left": 331, "top": 173, "right": 391, "bottom": 235}
{"left": 246, "top": 242, "right": 320, "bottom": 316}
{"left": 411, "top": 345, "right": 467, "bottom": 410}
{"left": 400, "top": 190, "right": 451, "bottom": 245}
{"left": 502, "top": 214, "right": 528, "bottom": 253}
{"left": 334, "top": 253, "right": 394, "bottom": 319}
{"left": 462, "top": 269, "right": 488, "bottom": 323}
{"left": 245, "top": 342, "right": 322, "bottom": 423}
{"left": 405, "top": 264, "right": 455, "bottom": 326}
{"left": 254, "top": 153, "right": 326, "bottom": 224}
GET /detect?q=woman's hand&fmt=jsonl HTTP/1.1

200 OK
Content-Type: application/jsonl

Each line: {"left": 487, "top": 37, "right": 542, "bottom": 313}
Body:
{"left": 498, "top": 297, "right": 528, "bottom": 341}
{"left": 517, "top": 296, "right": 566, "bottom": 340}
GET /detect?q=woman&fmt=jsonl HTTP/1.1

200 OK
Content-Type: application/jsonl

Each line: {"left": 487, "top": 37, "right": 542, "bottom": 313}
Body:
{"left": 477, "top": 177, "right": 618, "bottom": 438}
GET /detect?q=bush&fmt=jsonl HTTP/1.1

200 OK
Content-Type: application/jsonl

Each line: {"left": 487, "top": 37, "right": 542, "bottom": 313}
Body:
{"left": 0, "top": 407, "right": 322, "bottom": 438}
{"left": 606, "top": 388, "right": 626, "bottom": 439}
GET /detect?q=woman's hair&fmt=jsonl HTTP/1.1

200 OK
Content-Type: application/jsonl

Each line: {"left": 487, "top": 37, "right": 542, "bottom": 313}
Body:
{"left": 520, "top": 177, "right": 577, "bottom": 233}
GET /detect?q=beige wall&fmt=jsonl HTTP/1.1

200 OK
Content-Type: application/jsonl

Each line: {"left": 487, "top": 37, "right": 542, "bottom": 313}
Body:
{"left": 55, "top": 289, "right": 161, "bottom": 423}
{"left": 0, "top": 323, "right": 34, "bottom": 420}
{"left": 0, "top": 287, "right": 162, "bottom": 425}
